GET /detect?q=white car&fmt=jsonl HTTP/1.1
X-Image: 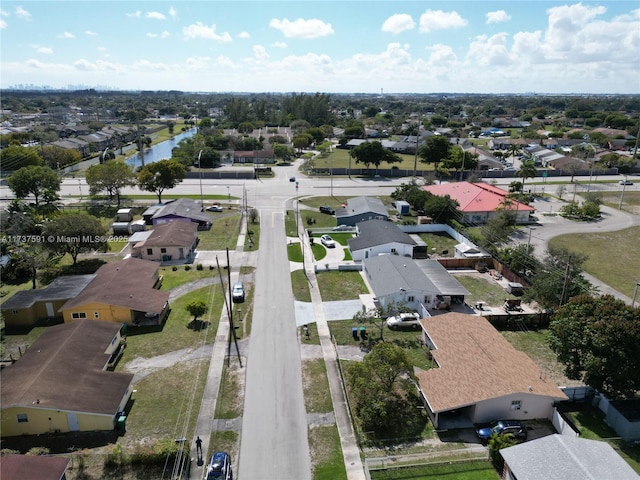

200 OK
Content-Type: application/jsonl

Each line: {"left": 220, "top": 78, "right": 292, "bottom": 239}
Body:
{"left": 619, "top": 179, "right": 633, "bottom": 185}
{"left": 206, "top": 204, "right": 223, "bottom": 212}
{"left": 333, "top": 224, "right": 350, "bottom": 231}
{"left": 320, "top": 235, "right": 336, "bottom": 248}
{"left": 386, "top": 312, "right": 422, "bottom": 330}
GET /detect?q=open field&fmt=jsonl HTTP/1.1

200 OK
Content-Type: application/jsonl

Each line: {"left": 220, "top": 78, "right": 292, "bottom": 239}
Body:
{"left": 548, "top": 226, "right": 640, "bottom": 298}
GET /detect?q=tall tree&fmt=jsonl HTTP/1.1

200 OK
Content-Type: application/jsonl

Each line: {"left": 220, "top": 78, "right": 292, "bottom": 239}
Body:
{"left": 351, "top": 140, "right": 401, "bottom": 171}
{"left": 43, "top": 213, "right": 107, "bottom": 265}
{"left": 86, "top": 160, "right": 136, "bottom": 205}
{"left": 0, "top": 145, "right": 42, "bottom": 171}
{"left": 7, "top": 165, "right": 61, "bottom": 207}
{"left": 419, "top": 135, "right": 450, "bottom": 182}
{"left": 137, "top": 159, "right": 186, "bottom": 203}
{"left": 516, "top": 159, "right": 537, "bottom": 192}
{"left": 548, "top": 294, "right": 640, "bottom": 399}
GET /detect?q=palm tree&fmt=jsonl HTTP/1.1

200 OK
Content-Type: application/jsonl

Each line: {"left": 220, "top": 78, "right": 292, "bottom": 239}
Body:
{"left": 516, "top": 159, "right": 537, "bottom": 193}
{"left": 507, "top": 142, "right": 521, "bottom": 162}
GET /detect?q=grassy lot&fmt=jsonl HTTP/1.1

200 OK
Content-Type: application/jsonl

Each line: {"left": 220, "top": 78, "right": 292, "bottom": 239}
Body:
{"left": 315, "top": 270, "right": 369, "bottom": 301}
{"left": 312, "top": 148, "right": 436, "bottom": 173}
{"left": 548, "top": 226, "right": 640, "bottom": 298}
{"left": 300, "top": 195, "right": 393, "bottom": 211}
{"left": 245, "top": 217, "right": 260, "bottom": 250}
{"left": 197, "top": 212, "right": 242, "bottom": 250}
{"left": 288, "top": 242, "right": 304, "bottom": 262}
{"left": 302, "top": 359, "right": 334, "bottom": 413}
{"left": 158, "top": 264, "right": 218, "bottom": 290}
{"left": 369, "top": 460, "right": 498, "bottom": 479}
{"left": 329, "top": 319, "right": 432, "bottom": 371}
{"left": 601, "top": 189, "right": 640, "bottom": 214}
{"left": 215, "top": 362, "right": 244, "bottom": 419}
{"left": 563, "top": 404, "right": 640, "bottom": 473}
{"left": 285, "top": 209, "right": 299, "bottom": 236}
{"left": 309, "top": 425, "right": 348, "bottom": 480}
{"left": 417, "top": 232, "right": 458, "bottom": 257}
{"left": 291, "top": 269, "right": 312, "bottom": 302}
{"left": 453, "top": 273, "right": 516, "bottom": 307}
{"left": 117, "top": 285, "right": 224, "bottom": 362}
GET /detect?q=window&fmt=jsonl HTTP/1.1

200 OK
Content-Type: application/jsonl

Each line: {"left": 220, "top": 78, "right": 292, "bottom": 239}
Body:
{"left": 12, "top": 310, "right": 18, "bottom": 315}
{"left": 94, "top": 312, "right": 99, "bottom": 318}
{"left": 511, "top": 400, "right": 521, "bottom": 410}
{"left": 424, "top": 296, "right": 431, "bottom": 304}
{"left": 407, "top": 295, "right": 415, "bottom": 302}
{"left": 390, "top": 247, "right": 397, "bottom": 253}
{"left": 147, "top": 248, "right": 153, "bottom": 255}
{"left": 160, "top": 248, "right": 167, "bottom": 253}
{"left": 17, "top": 414, "right": 28, "bottom": 423}
{"left": 72, "top": 312, "right": 87, "bottom": 319}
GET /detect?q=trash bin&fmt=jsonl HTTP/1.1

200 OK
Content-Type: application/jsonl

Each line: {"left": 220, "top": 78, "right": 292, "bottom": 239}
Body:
{"left": 359, "top": 326, "right": 367, "bottom": 340}
{"left": 351, "top": 327, "right": 359, "bottom": 341}
{"left": 116, "top": 415, "right": 127, "bottom": 431}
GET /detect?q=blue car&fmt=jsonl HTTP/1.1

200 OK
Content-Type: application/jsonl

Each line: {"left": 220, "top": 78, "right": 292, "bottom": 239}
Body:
{"left": 475, "top": 420, "right": 527, "bottom": 443}
{"left": 206, "top": 451, "right": 232, "bottom": 480}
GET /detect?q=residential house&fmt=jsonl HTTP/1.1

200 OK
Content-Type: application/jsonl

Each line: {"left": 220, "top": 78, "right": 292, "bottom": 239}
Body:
{"left": 59, "top": 258, "right": 169, "bottom": 326}
{"left": 129, "top": 220, "right": 198, "bottom": 264}
{"left": 1, "top": 275, "right": 96, "bottom": 328}
{"left": 1, "top": 320, "right": 133, "bottom": 437}
{"left": 500, "top": 434, "right": 638, "bottom": 480}
{"left": 416, "top": 313, "right": 568, "bottom": 429}
{"left": 362, "top": 255, "right": 469, "bottom": 313}
{"left": 150, "top": 198, "right": 212, "bottom": 230}
{"left": 1, "top": 454, "right": 70, "bottom": 480}
{"left": 348, "top": 219, "right": 418, "bottom": 261}
{"left": 335, "top": 196, "right": 389, "bottom": 227}
{"left": 422, "top": 182, "right": 534, "bottom": 225}
{"left": 233, "top": 150, "right": 275, "bottom": 164}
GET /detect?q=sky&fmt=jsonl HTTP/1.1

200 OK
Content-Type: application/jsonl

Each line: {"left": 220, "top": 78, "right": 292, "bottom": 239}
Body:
{"left": 1, "top": 1, "right": 639, "bottom": 94}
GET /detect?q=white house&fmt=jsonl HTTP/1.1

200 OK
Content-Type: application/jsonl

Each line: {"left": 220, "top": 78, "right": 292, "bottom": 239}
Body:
{"left": 416, "top": 313, "right": 568, "bottom": 429}
{"left": 129, "top": 221, "right": 198, "bottom": 264}
{"left": 348, "top": 219, "right": 417, "bottom": 261}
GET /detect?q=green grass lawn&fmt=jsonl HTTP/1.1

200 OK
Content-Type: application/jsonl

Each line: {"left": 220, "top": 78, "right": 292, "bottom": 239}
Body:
{"left": 315, "top": 270, "right": 368, "bottom": 301}
{"left": 197, "top": 212, "right": 243, "bottom": 250}
{"left": 302, "top": 358, "right": 334, "bottom": 413}
{"left": 417, "top": 232, "right": 458, "bottom": 257}
{"left": 291, "top": 269, "right": 312, "bottom": 302}
{"left": 548, "top": 226, "right": 640, "bottom": 298}
{"left": 288, "top": 242, "right": 304, "bottom": 262}
{"left": 309, "top": 425, "right": 348, "bottom": 480}
{"left": 369, "top": 460, "right": 498, "bottom": 480}
{"left": 454, "top": 274, "right": 516, "bottom": 307}
{"left": 158, "top": 265, "right": 217, "bottom": 290}
{"left": 313, "top": 148, "right": 436, "bottom": 173}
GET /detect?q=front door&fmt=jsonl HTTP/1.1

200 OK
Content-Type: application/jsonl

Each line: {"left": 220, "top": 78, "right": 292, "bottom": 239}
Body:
{"left": 179, "top": 247, "right": 184, "bottom": 259}
{"left": 67, "top": 412, "right": 80, "bottom": 431}
{"left": 45, "top": 302, "right": 55, "bottom": 317}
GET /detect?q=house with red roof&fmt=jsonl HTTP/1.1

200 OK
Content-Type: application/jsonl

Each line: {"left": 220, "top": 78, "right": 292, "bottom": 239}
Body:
{"left": 422, "top": 181, "right": 534, "bottom": 225}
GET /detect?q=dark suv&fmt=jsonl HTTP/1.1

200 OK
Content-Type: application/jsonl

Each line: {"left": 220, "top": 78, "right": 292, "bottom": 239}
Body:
{"left": 206, "top": 451, "right": 232, "bottom": 480}
{"left": 475, "top": 420, "right": 527, "bottom": 442}
{"left": 319, "top": 205, "right": 335, "bottom": 215}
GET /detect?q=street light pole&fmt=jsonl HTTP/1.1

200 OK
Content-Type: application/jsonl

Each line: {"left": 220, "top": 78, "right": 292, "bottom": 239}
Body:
{"left": 459, "top": 146, "right": 466, "bottom": 182}
{"left": 197, "top": 150, "right": 204, "bottom": 209}
{"left": 632, "top": 282, "right": 640, "bottom": 308}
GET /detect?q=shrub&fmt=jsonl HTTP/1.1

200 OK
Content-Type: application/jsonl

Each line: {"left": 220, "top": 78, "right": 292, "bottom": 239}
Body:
{"left": 172, "top": 266, "right": 178, "bottom": 271}
{"left": 184, "top": 265, "right": 191, "bottom": 271}
{"left": 196, "top": 263, "right": 203, "bottom": 271}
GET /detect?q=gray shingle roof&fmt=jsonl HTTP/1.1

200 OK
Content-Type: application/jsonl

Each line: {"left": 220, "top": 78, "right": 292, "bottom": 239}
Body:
{"left": 500, "top": 434, "right": 639, "bottom": 480}
{"left": 152, "top": 198, "right": 210, "bottom": 223}
{"left": 1, "top": 275, "right": 96, "bottom": 310}
{"left": 348, "top": 219, "right": 416, "bottom": 251}
{"left": 364, "top": 255, "right": 437, "bottom": 297}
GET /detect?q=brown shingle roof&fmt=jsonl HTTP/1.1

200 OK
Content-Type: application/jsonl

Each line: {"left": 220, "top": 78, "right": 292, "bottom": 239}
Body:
{"left": 139, "top": 220, "right": 197, "bottom": 247}
{"left": 0, "top": 454, "right": 70, "bottom": 480}
{"left": 1, "top": 320, "right": 133, "bottom": 415}
{"left": 60, "top": 258, "right": 169, "bottom": 313}
{"left": 416, "top": 313, "right": 567, "bottom": 413}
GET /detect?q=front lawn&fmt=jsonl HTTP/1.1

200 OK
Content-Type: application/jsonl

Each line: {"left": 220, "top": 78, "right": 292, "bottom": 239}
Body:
{"left": 196, "top": 212, "right": 243, "bottom": 250}
{"left": 370, "top": 460, "right": 498, "bottom": 480}
{"left": 315, "top": 270, "right": 368, "bottom": 301}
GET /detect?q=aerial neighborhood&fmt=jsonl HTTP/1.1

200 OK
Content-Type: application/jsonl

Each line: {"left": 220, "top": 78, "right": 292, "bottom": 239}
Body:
{"left": 1, "top": 90, "right": 639, "bottom": 480}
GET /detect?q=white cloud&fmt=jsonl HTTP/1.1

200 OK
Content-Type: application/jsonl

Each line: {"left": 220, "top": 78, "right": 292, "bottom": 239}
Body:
{"left": 74, "top": 59, "right": 98, "bottom": 72}
{"left": 216, "top": 56, "right": 239, "bottom": 69}
{"left": 146, "top": 11, "right": 166, "bottom": 20}
{"left": 147, "top": 32, "right": 157, "bottom": 38}
{"left": 251, "top": 45, "right": 270, "bottom": 63}
{"left": 126, "top": 10, "right": 141, "bottom": 18}
{"left": 34, "top": 46, "right": 53, "bottom": 54}
{"left": 59, "top": 31, "right": 75, "bottom": 39}
{"left": 97, "top": 46, "right": 107, "bottom": 52}
{"left": 382, "top": 13, "right": 415, "bottom": 34}
{"left": 0, "top": 19, "right": 6, "bottom": 29}
{"left": 169, "top": 7, "right": 177, "bottom": 18}
{"left": 182, "top": 22, "right": 232, "bottom": 42}
{"left": 269, "top": 18, "right": 334, "bottom": 39}
{"left": 486, "top": 10, "right": 511, "bottom": 24}
{"left": 85, "top": 30, "right": 97, "bottom": 36}
{"left": 467, "top": 33, "right": 511, "bottom": 66}
{"left": 15, "top": 6, "right": 31, "bottom": 20}
{"left": 272, "top": 41, "right": 287, "bottom": 48}
{"left": 185, "top": 56, "right": 211, "bottom": 70}
{"left": 160, "top": 30, "right": 170, "bottom": 39}
{"left": 1, "top": 9, "right": 9, "bottom": 17}
{"left": 426, "top": 44, "right": 458, "bottom": 66}
{"left": 237, "top": 31, "right": 250, "bottom": 39}
{"left": 419, "top": 9, "right": 468, "bottom": 32}
{"left": 132, "top": 60, "right": 170, "bottom": 72}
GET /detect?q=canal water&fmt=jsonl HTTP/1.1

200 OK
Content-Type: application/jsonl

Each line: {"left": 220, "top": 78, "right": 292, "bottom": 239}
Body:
{"left": 126, "top": 128, "right": 196, "bottom": 169}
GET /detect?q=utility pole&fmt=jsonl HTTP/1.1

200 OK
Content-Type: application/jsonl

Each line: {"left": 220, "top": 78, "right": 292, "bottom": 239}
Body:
{"left": 197, "top": 150, "right": 204, "bottom": 210}
{"left": 560, "top": 256, "right": 572, "bottom": 306}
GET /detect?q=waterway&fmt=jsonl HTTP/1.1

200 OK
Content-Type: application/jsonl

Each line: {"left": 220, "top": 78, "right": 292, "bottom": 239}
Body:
{"left": 126, "top": 128, "right": 196, "bottom": 169}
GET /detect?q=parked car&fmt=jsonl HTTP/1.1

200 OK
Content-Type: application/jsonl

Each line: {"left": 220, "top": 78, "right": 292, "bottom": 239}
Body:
{"left": 320, "top": 234, "right": 336, "bottom": 248}
{"left": 619, "top": 179, "right": 633, "bottom": 185}
{"left": 475, "top": 420, "right": 527, "bottom": 443}
{"left": 289, "top": 176, "right": 296, "bottom": 182}
{"left": 232, "top": 281, "right": 245, "bottom": 303}
{"left": 206, "top": 451, "right": 232, "bottom": 480}
{"left": 319, "top": 205, "right": 335, "bottom": 215}
{"left": 207, "top": 204, "right": 223, "bottom": 212}
{"left": 386, "top": 312, "right": 421, "bottom": 330}
{"left": 333, "top": 224, "right": 350, "bottom": 231}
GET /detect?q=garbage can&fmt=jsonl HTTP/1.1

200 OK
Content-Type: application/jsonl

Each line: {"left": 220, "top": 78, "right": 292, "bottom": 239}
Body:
{"left": 351, "top": 327, "right": 359, "bottom": 341}
{"left": 116, "top": 415, "right": 127, "bottom": 431}
{"left": 359, "top": 326, "right": 367, "bottom": 340}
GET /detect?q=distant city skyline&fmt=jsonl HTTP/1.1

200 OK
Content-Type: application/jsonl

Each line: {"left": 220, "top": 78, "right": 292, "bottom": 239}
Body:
{"left": 1, "top": 1, "right": 639, "bottom": 94}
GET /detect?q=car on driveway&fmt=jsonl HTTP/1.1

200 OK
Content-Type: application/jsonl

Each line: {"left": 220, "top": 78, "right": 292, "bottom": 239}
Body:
{"left": 206, "top": 451, "right": 232, "bottom": 480}
{"left": 320, "top": 234, "right": 336, "bottom": 248}
{"left": 386, "top": 312, "right": 421, "bottom": 330}
{"left": 319, "top": 205, "right": 335, "bottom": 215}
{"left": 206, "top": 204, "right": 223, "bottom": 212}
{"left": 475, "top": 420, "right": 527, "bottom": 443}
